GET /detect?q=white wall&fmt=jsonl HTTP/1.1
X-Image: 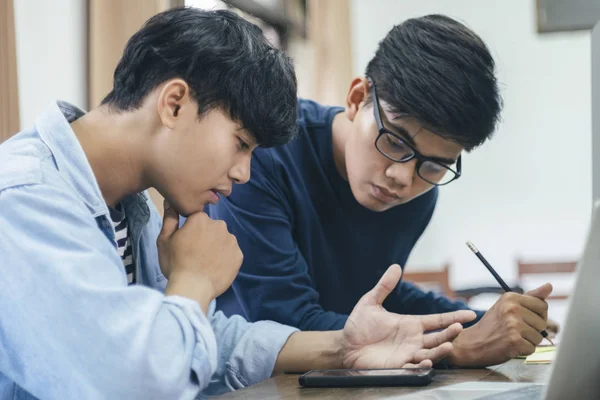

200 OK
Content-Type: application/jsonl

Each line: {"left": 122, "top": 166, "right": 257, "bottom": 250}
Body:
{"left": 351, "top": 0, "right": 593, "bottom": 290}
{"left": 13, "top": 0, "right": 87, "bottom": 130}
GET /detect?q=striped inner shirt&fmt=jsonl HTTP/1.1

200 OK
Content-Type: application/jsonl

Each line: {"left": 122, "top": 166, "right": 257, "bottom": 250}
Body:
{"left": 109, "top": 204, "right": 135, "bottom": 285}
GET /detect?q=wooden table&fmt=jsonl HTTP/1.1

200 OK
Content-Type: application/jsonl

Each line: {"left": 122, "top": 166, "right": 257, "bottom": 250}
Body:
{"left": 214, "top": 359, "right": 551, "bottom": 399}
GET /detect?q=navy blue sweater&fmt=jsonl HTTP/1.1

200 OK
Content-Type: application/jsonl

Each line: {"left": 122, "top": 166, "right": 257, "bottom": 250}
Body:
{"left": 208, "top": 99, "right": 481, "bottom": 331}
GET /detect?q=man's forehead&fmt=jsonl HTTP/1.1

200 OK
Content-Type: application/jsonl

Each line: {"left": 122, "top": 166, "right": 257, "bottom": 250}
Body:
{"left": 380, "top": 100, "right": 418, "bottom": 124}
{"left": 380, "top": 101, "right": 426, "bottom": 135}
{"left": 380, "top": 100, "right": 464, "bottom": 158}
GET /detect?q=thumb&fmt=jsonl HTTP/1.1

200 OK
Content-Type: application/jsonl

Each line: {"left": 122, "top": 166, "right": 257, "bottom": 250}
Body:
{"left": 526, "top": 282, "right": 553, "bottom": 300}
{"left": 160, "top": 199, "right": 180, "bottom": 239}
{"left": 368, "top": 264, "right": 403, "bottom": 305}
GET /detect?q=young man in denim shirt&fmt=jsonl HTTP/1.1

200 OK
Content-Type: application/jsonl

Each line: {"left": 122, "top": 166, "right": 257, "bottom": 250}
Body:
{"left": 0, "top": 8, "right": 476, "bottom": 400}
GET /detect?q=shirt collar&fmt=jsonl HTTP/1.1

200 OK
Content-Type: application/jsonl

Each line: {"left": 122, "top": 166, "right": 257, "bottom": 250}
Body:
{"left": 34, "top": 101, "right": 148, "bottom": 218}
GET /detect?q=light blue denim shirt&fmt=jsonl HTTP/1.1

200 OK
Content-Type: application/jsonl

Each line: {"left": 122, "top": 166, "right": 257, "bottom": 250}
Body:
{"left": 0, "top": 102, "right": 298, "bottom": 400}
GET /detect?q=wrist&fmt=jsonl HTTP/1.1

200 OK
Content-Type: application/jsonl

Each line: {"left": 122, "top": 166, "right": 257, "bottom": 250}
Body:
{"left": 165, "top": 269, "right": 216, "bottom": 314}
{"left": 274, "top": 330, "right": 344, "bottom": 373}
{"left": 448, "top": 339, "right": 468, "bottom": 367}
{"left": 305, "top": 330, "right": 344, "bottom": 370}
{"left": 330, "top": 330, "right": 345, "bottom": 369}
{"left": 447, "top": 327, "right": 482, "bottom": 367}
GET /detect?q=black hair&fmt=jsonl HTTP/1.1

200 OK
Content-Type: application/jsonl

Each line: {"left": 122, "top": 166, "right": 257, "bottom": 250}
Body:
{"left": 365, "top": 14, "right": 502, "bottom": 151}
{"left": 101, "top": 7, "right": 298, "bottom": 147}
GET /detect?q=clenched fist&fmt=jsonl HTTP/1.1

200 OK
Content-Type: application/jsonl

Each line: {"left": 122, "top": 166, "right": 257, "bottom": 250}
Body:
{"left": 158, "top": 200, "right": 243, "bottom": 312}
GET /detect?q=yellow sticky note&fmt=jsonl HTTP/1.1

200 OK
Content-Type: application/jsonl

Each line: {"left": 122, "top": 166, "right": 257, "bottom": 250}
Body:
{"left": 524, "top": 347, "right": 557, "bottom": 364}
{"left": 516, "top": 346, "right": 556, "bottom": 360}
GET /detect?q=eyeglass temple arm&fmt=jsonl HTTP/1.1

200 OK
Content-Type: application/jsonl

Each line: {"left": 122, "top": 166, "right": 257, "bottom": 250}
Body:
{"left": 369, "top": 80, "right": 384, "bottom": 129}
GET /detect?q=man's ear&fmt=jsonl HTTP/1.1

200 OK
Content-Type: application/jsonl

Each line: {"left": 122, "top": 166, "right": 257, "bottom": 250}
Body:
{"left": 345, "top": 77, "right": 370, "bottom": 122}
{"left": 156, "top": 79, "right": 190, "bottom": 130}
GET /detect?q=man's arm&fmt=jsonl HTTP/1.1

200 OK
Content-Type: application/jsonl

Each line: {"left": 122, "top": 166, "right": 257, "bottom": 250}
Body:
{"left": 0, "top": 182, "right": 217, "bottom": 399}
{"left": 201, "top": 265, "right": 477, "bottom": 396}
{"left": 274, "top": 265, "right": 478, "bottom": 372}
{"left": 208, "top": 153, "right": 348, "bottom": 331}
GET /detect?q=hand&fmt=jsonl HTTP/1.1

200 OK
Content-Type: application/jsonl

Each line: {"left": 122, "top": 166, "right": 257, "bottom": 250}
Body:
{"left": 340, "top": 265, "right": 477, "bottom": 369}
{"left": 158, "top": 200, "right": 243, "bottom": 310}
{"left": 449, "top": 283, "right": 552, "bottom": 367}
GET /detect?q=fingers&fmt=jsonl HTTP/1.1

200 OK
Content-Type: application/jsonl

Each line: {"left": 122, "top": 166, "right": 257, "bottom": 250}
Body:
{"left": 523, "top": 284, "right": 552, "bottom": 320}
{"left": 520, "top": 324, "right": 544, "bottom": 348}
{"left": 518, "top": 306, "right": 548, "bottom": 333}
{"left": 402, "top": 360, "right": 433, "bottom": 369}
{"left": 422, "top": 323, "right": 463, "bottom": 348}
{"left": 503, "top": 319, "right": 540, "bottom": 356}
{"left": 515, "top": 334, "right": 537, "bottom": 357}
{"left": 159, "top": 199, "right": 180, "bottom": 239}
{"left": 525, "top": 283, "right": 553, "bottom": 301}
{"left": 413, "top": 342, "right": 453, "bottom": 364}
{"left": 513, "top": 292, "right": 549, "bottom": 320}
{"left": 501, "top": 295, "right": 546, "bottom": 355}
{"left": 367, "top": 264, "right": 403, "bottom": 305}
{"left": 420, "top": 310, "right": 477, "bottom": 332}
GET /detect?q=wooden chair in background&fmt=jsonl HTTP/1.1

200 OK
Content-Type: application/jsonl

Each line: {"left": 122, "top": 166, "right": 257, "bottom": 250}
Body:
{"left": 517, "top": 260, "right": 578, "bottom": 301}
{"left": 403, "top": 263, "right": 525, "bottom": 305}
{"left": 402, "top": 263, "right": 455, "bottom": 298}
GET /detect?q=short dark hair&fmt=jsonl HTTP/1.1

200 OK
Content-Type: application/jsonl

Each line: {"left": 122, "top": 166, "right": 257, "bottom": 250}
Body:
{"left": 102, "top": 7, "right": 298, "bottom": 147}
{"left": 365, "top": 14, "right": 502, "bottom": 151}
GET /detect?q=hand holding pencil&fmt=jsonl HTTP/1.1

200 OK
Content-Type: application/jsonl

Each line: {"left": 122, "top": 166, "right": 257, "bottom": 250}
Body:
{"left": 466, "top": 241, "right": 554, "bottom": 344}
{"left": 446, "top": 242, "right": 554, "bottom": 367}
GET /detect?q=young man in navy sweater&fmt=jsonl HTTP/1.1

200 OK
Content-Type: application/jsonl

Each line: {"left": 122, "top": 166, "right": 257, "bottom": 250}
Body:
{"left": 208, "top": 15, "right": 556, "bottom": 367}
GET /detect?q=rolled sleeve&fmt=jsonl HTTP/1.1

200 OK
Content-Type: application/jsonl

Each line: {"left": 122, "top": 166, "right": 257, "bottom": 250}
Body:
{"left": 202, "top": 303, "right": 298, "bottom": 396}
{"left": 163, "top": 296, "right": 218, "bottom": 383}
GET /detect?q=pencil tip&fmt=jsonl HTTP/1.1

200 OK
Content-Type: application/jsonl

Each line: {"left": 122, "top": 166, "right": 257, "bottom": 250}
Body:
{"left": 466, "top": 241, "right": 478, "bottom": 253}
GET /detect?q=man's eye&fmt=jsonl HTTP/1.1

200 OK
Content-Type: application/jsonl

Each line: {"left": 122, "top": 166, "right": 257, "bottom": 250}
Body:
{"left": 386, "top": 135, "right": 408, "bottom": 150}
{"left": 238, "top": 138, "right": 250, "bottom": 151}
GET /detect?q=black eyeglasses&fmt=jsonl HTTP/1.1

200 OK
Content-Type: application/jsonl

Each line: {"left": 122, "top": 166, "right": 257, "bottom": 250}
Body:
{"left": 369, "top": 79, "right": 462, "bottom": 186}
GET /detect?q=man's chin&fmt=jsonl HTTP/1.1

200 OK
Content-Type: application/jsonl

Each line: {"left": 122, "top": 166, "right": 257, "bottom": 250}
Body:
{"left": 359, "top": 197, "right": 403, "bottom": 212}
{"left": 359, "top": 189, "right": 431, "bottom": 211}
{"left": 170, "top": 201, "right": 206, "bottom": 218}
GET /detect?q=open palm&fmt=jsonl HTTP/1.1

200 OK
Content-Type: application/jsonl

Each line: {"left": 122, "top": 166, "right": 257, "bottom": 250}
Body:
{"left": 341, "top": 265, "right": 477, "bottom": 369}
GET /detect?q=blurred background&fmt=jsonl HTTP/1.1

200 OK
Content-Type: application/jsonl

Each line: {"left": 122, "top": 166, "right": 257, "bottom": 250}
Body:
{"left": 1, "top": 0, "right": 599, "bottom": 333}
